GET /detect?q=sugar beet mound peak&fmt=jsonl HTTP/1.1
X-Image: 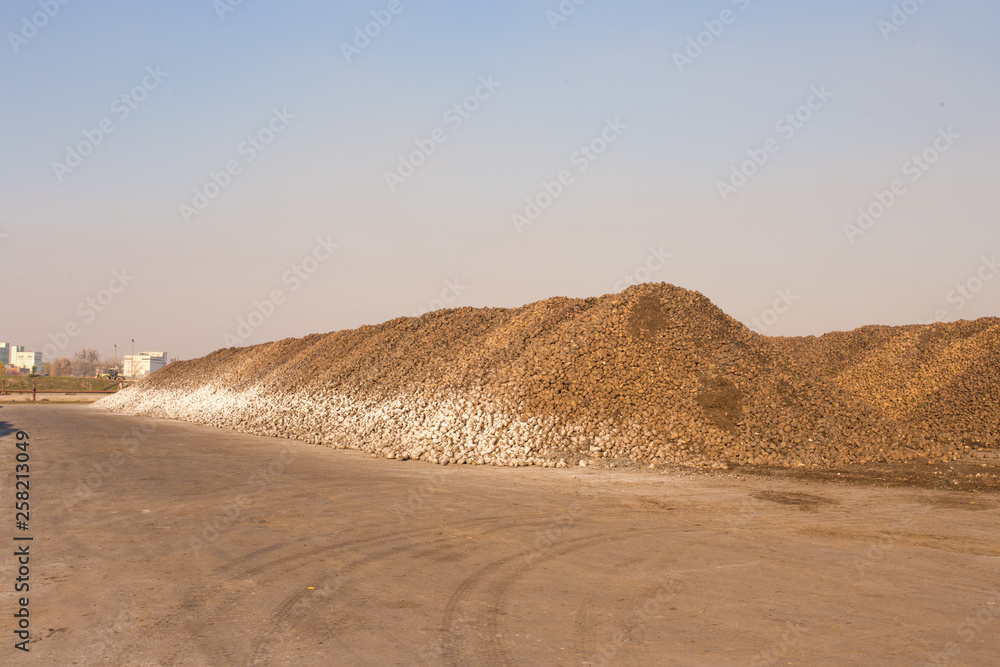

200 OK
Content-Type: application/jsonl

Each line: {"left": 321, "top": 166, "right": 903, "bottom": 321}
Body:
{"left": 97, "top": 283, "right": 1000, "bottom": 469}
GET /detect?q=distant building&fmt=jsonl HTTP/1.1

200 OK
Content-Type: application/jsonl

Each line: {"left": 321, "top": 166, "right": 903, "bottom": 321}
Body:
{"left": 14, "top": 350, "right": 42, "bottom": 372}
{"left": 123, "top": 351, "right": 167, "bottom": 378}
{"left": 0, "top": 343, "right": 42, "bottom": 372}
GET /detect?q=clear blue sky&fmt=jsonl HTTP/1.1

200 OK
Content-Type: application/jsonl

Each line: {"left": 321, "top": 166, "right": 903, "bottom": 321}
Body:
{"left": 3, "top": 1, "right": 999, "bottom": 361}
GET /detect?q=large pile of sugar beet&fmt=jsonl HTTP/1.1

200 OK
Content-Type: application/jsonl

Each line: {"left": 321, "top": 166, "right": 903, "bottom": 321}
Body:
{"left": 96, "top": 283, "right": 1000, "bottom": 469}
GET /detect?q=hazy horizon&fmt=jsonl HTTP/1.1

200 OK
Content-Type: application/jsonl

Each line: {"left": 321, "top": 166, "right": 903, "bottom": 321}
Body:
{"left": 3, "top": 1, "right": 998, "bottom": 362}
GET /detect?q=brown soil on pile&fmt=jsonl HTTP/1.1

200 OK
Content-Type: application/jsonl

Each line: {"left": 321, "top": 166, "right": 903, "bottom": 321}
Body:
{"left": 102, "top": 283, "right": 1000, "bottom": 470}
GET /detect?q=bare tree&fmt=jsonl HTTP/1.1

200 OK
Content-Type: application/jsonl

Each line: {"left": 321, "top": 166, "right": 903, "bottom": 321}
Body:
{"left": 75, "top": 348, "right": 100, "bottom": 377}
{"left": 86, "top": 348, "right": 100, "bottom": 375}
{"left": 51, "top": 358, "right": 72, "bottom": 376}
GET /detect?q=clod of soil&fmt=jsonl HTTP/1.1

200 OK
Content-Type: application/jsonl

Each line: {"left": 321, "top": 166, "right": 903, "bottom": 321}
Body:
{"left": 96, "top": 283, "right": 1000, "bottom": 470}
{"left": 751, "top": 491, "right": 834, "bottom": 509}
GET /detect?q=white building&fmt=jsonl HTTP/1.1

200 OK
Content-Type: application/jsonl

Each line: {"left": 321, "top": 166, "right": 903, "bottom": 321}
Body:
{"left": 0, "top": 343, "right": 42, "bottom": 372}
{"left": 14, "top": 350, "right": 42, "bottom": 372}
{"left": 123, "top": 351, "right": 167, "bottom": 378}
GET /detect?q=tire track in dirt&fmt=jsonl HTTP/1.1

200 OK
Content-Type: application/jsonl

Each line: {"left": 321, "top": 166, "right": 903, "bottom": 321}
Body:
{"left": 246, "top": 516, "right": 574, "bottom": 664}
{"left": 571, "top": 553, "right": 648, "bottom": 653}
{"left": 438, "top": 528, "right": 664, "bottom": 666}
{"left": 106, "top": 514, "right": 561, "bottom": 665}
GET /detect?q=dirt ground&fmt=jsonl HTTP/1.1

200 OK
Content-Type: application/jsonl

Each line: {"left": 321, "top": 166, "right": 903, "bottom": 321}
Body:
{"left": 576, "top": 456, "right": 1000, "bottom": 495}
{"left": 732, "top": 460, "right": 1000, "bottom": 494}
{"left": 0, "top": 393, "right": 107, "bottom": 404}
{"left": 1, "top": 405, "right": 998, "bottom": 666}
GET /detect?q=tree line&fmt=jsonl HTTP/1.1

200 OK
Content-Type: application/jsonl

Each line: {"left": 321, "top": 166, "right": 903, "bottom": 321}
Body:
{"left": 4, "top": 348, "right": 178, "bottom": 377}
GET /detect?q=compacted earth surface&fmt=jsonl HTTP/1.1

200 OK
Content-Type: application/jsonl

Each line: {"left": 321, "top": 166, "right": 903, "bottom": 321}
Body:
{"left": 2, "top": 405, "right": 998, "bottom": 666}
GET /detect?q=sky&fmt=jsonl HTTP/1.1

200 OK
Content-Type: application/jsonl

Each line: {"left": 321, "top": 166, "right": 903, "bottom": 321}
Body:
{"left": 2, "top": 0, "right": 999, "bottom": 362}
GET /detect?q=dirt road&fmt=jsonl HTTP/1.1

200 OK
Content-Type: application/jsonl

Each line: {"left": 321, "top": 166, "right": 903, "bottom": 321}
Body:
{"left": 0, "top": 393, "right": 111, "bottom": 404}
{"left": 0, "top": 405, "right": 997, "bottom": 665}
